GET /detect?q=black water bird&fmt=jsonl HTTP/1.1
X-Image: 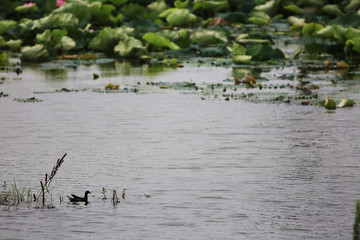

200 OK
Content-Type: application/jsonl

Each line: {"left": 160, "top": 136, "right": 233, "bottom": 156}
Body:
{"left": 67, "top": 190, "right": 92, "bottom": 203}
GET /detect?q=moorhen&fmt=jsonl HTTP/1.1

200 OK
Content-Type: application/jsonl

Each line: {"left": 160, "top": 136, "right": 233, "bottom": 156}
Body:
{"left": 67, "top": 190, "right": 92, "bottom": 203}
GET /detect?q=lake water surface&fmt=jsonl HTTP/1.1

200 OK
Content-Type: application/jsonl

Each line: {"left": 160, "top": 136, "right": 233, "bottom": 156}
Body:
{"left": 0, "top": 61, "right": 360, "bottom": 239}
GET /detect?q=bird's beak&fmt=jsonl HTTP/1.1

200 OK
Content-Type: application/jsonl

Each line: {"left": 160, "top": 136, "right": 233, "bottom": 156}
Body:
{"left": 89, "top": 192, "right": 92, "bottom": 194}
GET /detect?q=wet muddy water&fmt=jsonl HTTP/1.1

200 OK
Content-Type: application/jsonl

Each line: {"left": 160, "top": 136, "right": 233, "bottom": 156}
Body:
{"left": 0, "top": 62, "right": 360, "bottom": 239}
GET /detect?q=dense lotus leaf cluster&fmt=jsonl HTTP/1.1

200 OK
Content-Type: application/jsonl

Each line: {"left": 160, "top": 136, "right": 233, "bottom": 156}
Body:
{"left": 0, "top": 0, "right": 360, "bottom": 62}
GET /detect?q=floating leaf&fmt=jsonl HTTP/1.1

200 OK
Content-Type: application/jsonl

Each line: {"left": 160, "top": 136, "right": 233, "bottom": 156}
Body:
{"left": 21, "top": 44, "right": 50, "bottom": 62}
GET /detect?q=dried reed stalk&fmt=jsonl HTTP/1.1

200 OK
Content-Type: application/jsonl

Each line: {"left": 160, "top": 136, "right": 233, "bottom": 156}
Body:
{"left": 112, "top": 190, "right": 120, "bottom": 205}
{"left": 36, "top": 153, "right": 66, "bottom": 205}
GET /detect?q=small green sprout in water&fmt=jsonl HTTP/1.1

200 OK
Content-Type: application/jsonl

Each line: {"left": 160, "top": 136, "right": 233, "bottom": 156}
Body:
{"left": 102, "top": 187, "right": 107, "bottom": 200}
{"left": 122, "top": 188, "right": 126, "bottom": 200}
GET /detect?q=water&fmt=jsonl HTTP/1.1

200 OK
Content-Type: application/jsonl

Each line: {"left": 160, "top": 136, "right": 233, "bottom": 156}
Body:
{"left": 0, "top": 61, "right": 360, "bottom": 239}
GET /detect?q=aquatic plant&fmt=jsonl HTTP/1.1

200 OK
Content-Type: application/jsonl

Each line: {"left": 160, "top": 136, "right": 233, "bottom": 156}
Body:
{"left": 36, "top": 153, "right": 66, "bottom": 207}
{"left": 354, "top": 200, "right": 360, "bottom": 240}
{"left": 0, "top": 180, "right": 33, "bottom": 206}
{"left": 102, "top": 187, "right": 107, "bottom": 200}
{"left": 112, "top": 190, "right": 120, "bottom": 205}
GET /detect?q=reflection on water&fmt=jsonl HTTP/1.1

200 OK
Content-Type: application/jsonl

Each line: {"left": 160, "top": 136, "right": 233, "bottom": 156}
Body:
{"left": 0, "top": 61, "right": 360, "bottom": 240}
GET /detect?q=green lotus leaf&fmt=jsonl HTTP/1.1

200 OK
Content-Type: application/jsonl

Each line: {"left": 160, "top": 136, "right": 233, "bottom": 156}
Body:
{"left": 92, "top": 4, "right": 117, "bottom": 25}
{"left": 0, "top": 37, "right": 7, "bottom": 49}
{"left": 231, "top": 42, "right": 246, "bottom": 55}
{"left": 58, "top": 36, "right": 76, "bottom": 52}
{"left": 0, "top": 51, "right": 7, "bottom": 64}
{"left": 32, "top": 13, "right": 78, "bottom": 30}
{"left": 249, "top": 10, "right": 270, "bottom": 20}
{"left": 329, "top": 12, "right": 360, "bottom": 27}
{"left": 345, "top": 27, "right": 360, "bottom": 40}
{"left": 247, "top": 44, "right": 284, "bottom": 61}
{"left": 89, "top": 1, "right": 102, "bottom": 14}
{"left": 21, "top": 44, "right": 50, "bottom": 62}
{"left": 302, "top": 22, "right": 324, "bottom": 36}
{"left": 166, "top": 9, "right": 197, "bottom": 26}
{"left": 316, "top": 25, "right": 334, "bottom": 38}
{"left": 248, "top": 16, "right": 269, "bottom": 26}
{"left": 233, "top": 55, "right": 252, "bottom": 64}
{"left": 190, "top": 30, "right": 228, "bottom": 45}
{"left": 322, "top": 5, "right": 341, "bottom": 16}
{"left": 147, "top": 0, "right": 168, "bottom": 15}
{"left": 157, "top": 29, "right": 191, "bottom": 48}
{"left": 175, "top": 0, "right": 189, "bottom": 8}
{"left": 88, "top": 27, "right": 133, "bottom": 52}
{"left": 345, "top": 37, "right": 360, "bottom": 53}
{"left": 0, "top": 20, "right": 17, "bottom": 35}
{"left": 36, "top": 29, "right": 68, "bottom": 46}
{"left": 300, "top": 0, "right": 323, "bottom": 7}
{"left": 332, "top": 25, "right": 348, "bottom": 42}
{"left": 15, "top": 4, "right": 38, "bottom": 13}
{"left": 345, "top": 0, "right": 360, "bottom": 12}
{"left": 121, "top": 3, "right": 144, "bottom": 18}
{"left": 53, "top": 1, "right": 91, "bottom": 22}
{"left": 284, "top": 4, "right": 304, "bottom": 14}
{"left": 143, "top": 32, "right": 180, "bottom": 50}
{"left": 114, "top": 37, "right": 146, "bottom": 57}
{"left": 287, "top": 16, "right": 305, "bottom": 27}
{"left": 254, "top": 0, "right": 278, "bottom": 16}
{"left": 109, "top": 0, "right": 128, "bottom": 7}
{"left": 193, "top": 0, "right": 229, "bottom": 13}
{"left": 7, "top": 39, "right": 22, "bottom": 51}
{"left": 159, "top": 8, "right": 178, "bottom": 18}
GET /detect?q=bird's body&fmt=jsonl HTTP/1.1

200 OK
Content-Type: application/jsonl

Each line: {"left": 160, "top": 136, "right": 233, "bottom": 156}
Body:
{"left": 67, "top": 190, "right": 91, "bottom": 203}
